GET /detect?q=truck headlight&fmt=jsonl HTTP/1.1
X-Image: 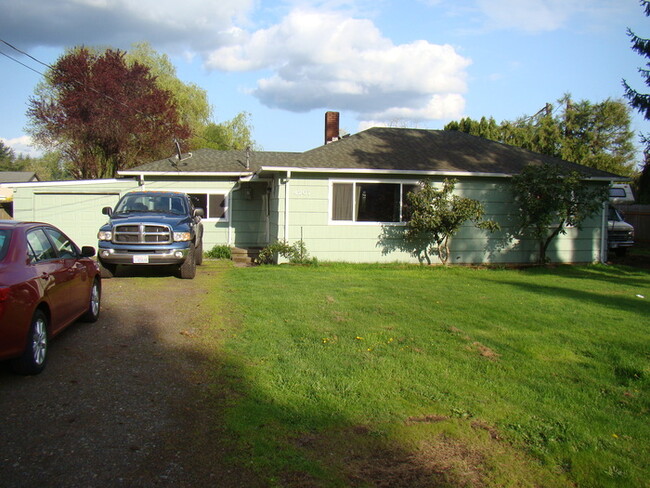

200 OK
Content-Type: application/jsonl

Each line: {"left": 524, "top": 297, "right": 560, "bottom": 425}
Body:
{"left": 98, "top": 230, "right": 113, "bottom": 241}
{"left": 173, "top": 232, "right": 191, "bottom": 242}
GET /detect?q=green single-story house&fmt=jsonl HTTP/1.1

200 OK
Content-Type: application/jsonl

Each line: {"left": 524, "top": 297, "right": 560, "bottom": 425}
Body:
{"left": 6, "top": 113, "right": 621, "bottom": 265}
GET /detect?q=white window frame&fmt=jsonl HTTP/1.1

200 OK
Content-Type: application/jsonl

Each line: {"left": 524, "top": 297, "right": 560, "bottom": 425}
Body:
{"left": 328, "top": 179, "right": 419, "bottom": 225}
{"left": 186, "top": 191, "right": 230, "bottom": 222}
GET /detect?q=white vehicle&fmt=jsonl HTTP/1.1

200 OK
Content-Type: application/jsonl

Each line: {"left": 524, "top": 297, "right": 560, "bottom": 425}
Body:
{"left": 608, "top": 184, "right": 635, "bottom": 256}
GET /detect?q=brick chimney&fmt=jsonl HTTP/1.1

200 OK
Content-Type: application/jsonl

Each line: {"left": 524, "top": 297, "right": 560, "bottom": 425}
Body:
{"left": 324, "top": 111, "right": 340, "bottom": 144}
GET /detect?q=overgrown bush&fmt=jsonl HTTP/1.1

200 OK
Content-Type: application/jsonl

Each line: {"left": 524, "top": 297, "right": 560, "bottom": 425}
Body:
{"left": 205, "top": 244, "right": 232, "bottom": 259}
{"left": 256, "top": 240, "right": 317, "bottom": 265}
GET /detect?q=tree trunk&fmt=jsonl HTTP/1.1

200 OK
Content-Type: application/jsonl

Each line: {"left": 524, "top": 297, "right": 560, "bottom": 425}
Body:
{"left": 539, "top": 223, "right": 565, "bottom": 264}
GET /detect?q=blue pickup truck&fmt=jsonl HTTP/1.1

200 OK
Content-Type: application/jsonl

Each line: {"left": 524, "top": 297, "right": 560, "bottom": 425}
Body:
{"left": 97, "top": 191, "right": 204, "bottom": 279}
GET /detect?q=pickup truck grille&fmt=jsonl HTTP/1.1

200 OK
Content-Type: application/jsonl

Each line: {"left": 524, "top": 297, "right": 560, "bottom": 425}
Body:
{"left": 113, "top": 224, "right": 172, "bottom": 244}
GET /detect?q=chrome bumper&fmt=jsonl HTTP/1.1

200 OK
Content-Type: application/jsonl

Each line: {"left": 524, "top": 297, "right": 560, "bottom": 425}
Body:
{"left": 97, "top": 248, "right": 189, "bottom": 265}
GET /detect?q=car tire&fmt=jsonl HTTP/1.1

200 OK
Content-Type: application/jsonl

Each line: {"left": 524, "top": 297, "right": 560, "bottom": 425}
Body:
{"left": 179, "top": 243, "right": 196, "bottom": 279}
{"left": 11, "top": 309, "right": 48, "bottom": 375}
{"left": 80, "top": 278, "right": 101, "bottom": 323}
{"left": 195, "top": 240, "right": 203, "bottom": 266}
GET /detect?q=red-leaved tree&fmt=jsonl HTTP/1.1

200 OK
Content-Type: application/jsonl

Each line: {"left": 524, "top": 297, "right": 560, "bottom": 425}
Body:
{"left": 28, "top": 48, "right": 190, "bottom": 179}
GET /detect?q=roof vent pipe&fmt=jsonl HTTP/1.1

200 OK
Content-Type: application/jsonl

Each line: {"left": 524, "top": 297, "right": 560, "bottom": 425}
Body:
{"left": 325, "top": 111, "right": 340, "bottom": 144}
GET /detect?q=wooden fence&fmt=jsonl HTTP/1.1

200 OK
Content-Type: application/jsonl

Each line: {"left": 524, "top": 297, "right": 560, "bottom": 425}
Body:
{"left": 617, "top": 204, "right": 650, "bottom": 244}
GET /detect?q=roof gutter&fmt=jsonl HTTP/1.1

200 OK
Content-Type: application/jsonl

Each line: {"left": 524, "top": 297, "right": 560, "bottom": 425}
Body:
{"left": 256, "top": 166, "right": 622, "bottom": 181}
{"left": 118, "top": 170, "right": 255, "bottom": 178}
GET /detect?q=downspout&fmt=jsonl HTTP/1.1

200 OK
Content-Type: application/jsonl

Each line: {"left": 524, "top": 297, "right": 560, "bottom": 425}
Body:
{"left": 284, "top": 170, "right": 291, "bottom": 241}
{"left": 230, "top": 180, "right": 242, "bottom": 246}
{"left": 138, "top": 174, "right": 145, "bottom": 189}
{"left": 600, "top": 200, "right": 608, "bottom": 264}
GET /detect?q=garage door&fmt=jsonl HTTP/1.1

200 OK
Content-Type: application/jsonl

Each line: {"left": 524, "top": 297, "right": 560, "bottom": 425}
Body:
{"left": 33, "top": 192, "right": 121, "bottom": 248}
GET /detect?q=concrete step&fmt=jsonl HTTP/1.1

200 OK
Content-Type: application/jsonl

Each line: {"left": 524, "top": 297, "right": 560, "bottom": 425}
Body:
{"left": 231, "top": 247, "right": 262, "bottom": 264}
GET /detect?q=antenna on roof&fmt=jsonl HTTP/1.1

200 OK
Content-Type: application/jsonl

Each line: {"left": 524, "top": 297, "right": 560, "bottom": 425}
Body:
{"left": 173, "top": 139, "right": 192, "bottom": 164}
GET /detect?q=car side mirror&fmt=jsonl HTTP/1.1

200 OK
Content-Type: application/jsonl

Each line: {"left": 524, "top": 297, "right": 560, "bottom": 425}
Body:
{"left": 194, "top": 208, "right": 204, "bottom": 218}
{"left": 81, "top": 246, "right": 96, "bottom": 258}
{"left": 102, "top": 207, "right": 113, "bottom": 216}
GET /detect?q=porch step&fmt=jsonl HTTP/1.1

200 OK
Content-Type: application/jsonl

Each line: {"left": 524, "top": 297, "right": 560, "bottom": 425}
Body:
{"left": 231, "top": 247, "right": 262, "bottom": 265}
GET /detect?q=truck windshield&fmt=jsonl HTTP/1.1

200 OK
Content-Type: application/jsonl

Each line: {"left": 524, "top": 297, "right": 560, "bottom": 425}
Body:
{"left": 114, "top": 195, "right": 187, "bottom": 215}
{"left": 608, "top": 207, "right": 624, "bottom": 222}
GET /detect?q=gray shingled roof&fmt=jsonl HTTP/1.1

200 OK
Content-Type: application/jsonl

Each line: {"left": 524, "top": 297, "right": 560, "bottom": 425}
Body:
{"left": 0, "top": 171, "right": 39, "bottom": 183}
{"left": 126, "top": 148, "right": 302, "bottom": 173}
{"left": 126, "top": 129, "right": 621, "bottom": 179}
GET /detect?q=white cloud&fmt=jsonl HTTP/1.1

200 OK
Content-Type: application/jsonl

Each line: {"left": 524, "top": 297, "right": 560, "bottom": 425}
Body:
{"left": 0, "top": 0, "right": 255, "bottom": 53}
{"left": 474, "top": 0, "right": 626, "bottom": 34}
{"left": 1, "top": 136, "right": 43, "bottom": 158}
{"left": 206, "top": 9, "right": 471, "bottom": 122}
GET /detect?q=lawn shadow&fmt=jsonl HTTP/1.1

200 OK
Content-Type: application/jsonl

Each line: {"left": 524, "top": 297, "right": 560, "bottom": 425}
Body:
{"left": 0, "top": 264, "right": 264, "bottom": 487}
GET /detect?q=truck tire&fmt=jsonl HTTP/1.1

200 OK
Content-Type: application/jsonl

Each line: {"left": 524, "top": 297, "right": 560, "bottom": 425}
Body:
{"left": 195, "top": 240, "right": 203, "bottom": 266}
{"left": 179, "top": 243, "right": 196, "bottom": 279}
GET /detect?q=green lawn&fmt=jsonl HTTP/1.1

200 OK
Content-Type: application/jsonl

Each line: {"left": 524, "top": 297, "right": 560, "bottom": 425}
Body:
{"left": 202, "top": 261, "right": 649, "bottom": 487}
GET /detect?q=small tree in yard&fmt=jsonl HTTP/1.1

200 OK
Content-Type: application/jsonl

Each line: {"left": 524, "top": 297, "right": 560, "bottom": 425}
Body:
{"left": 511, "top": 164, "right": 608, "bottom": 264}
{"left": 405, "top": 179, "right": 499, "bottom": 265}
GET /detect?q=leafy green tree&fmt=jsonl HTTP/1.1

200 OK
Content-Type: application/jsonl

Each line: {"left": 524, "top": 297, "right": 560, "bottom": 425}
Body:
{"left": 124, "top": 42, "right": 211, "bottom": 139}
{"left": 511, "top": 164, "right": 608, "bottom": 265}
{"left": 623, "top": 0, "right": 650, "bottom": 202}
{"left": 17, "top": 151, "right": 70, "bottom": 181}
{"left": 445, "top": 96, "right": 636, "bottom": 176}
{"left": 404, "top": 179, "right": 499, "bottom": 265}
{"left": 200, "top": 112, "right": 257, "bottom": 151}
{"left": 27, "top": 48, "right": 190, "bottom": 179}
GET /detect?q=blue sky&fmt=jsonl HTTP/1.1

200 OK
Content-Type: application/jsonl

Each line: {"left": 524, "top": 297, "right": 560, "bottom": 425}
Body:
{"left": 0, "top": 0, "right": 647, "bottom": 166}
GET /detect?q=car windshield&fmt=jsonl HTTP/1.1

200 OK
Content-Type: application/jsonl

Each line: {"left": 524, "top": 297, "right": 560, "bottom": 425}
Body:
{"left": 0, "top": 229, "right": 11, "bottom": 261}
{"left": 114, "top": 195, "right": 186, "bottom": 215}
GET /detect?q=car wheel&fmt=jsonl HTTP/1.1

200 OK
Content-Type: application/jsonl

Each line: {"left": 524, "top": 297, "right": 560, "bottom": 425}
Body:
{"left": 11, "top": 309, "right": 48, "bottom": 375}
{"left": 80, "top": 278, "right": 101, "bottom": 322}
{"left": 195, "top": 240, "right": 203, "bottom": 266}
{"left": 99, "top": 260, "right": 116, "bottom": 278}
{"left": 179, "top": 243, "right": 196, "bottom": 279}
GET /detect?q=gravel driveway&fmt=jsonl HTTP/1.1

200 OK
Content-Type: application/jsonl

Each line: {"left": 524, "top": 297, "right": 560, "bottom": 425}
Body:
{"left": 0, "top": 264, "right": 255, "bottom": 487}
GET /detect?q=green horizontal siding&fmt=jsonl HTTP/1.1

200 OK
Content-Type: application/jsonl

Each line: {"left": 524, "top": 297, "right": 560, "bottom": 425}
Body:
{"left": 279, "top": 175, "right": 605, "bottom": 265}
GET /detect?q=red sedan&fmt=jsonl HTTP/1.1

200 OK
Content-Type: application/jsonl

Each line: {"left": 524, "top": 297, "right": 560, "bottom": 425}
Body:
{"left": 0, "top": 221, "right": 101, "bottom": 375}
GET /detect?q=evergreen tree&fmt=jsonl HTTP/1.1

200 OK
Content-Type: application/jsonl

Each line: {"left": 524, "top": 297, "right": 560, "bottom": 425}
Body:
{"left": 0, "top": 141, "right": 16, "bottom": 171}
{"left": 623, "top": 0, "right": 650, "bottom": 202}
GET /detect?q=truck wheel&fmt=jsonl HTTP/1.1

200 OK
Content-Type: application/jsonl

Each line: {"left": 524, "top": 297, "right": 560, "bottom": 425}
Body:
{"left": 179, "top": 243, "right": 196, "bottom": 279}
{"left": 99, "top": 260, "right": 116, "bottom": 278}
{"left": 195, "top": 240, "right": 203, "bottom": 265}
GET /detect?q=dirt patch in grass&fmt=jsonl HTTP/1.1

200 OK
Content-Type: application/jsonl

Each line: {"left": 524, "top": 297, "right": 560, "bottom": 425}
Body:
{"left": 342, "top": 430, "right": 489, "bottom": 488}
{"left": 449, "top": 326, "right": 501, "bottom": 361}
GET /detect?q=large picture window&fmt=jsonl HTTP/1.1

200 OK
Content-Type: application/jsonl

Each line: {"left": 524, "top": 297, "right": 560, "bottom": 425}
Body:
{"left": 188, "top": 193, "right": 228, "bottom": 220}
{"left": 331, "top": 181, "right": 418, "bottom": 223}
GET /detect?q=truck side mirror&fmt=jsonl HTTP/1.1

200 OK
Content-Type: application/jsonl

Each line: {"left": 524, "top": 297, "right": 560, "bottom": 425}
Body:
{"left": 102, "top": 207, "right": 113, "bottom": 216}
{"left": 194, "top": 208, "right": 204, "bottom": 218}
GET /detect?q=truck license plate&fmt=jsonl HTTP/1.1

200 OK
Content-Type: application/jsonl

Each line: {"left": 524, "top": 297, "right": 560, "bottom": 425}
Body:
{"left": 133, "top": 255, "right": 149, "bottom": 264}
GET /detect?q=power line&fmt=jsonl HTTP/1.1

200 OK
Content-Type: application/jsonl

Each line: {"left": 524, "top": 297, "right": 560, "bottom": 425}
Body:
{"left": 0, "top": 39, "right": 53, "bottom": 71}
{"left": 0, "top": 49, "right": 46, "bottom": 77}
